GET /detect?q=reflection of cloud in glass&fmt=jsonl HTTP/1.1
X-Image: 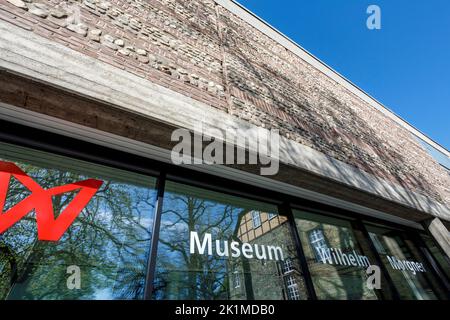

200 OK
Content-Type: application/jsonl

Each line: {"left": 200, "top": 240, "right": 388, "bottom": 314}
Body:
{"left": 160, "top": 219, "right": 189, "bottom": 234}
{"left": 93, "top": 288, "right": 114, "bottom": 300}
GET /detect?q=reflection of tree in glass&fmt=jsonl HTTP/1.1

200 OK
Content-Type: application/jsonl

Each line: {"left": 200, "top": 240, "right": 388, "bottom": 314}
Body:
{"left": 337, "top": 227, "right": 365, "bottom": 300}
{"left": 0, "top": 162, "right": 156, "bottom": 300}
{"left": 154, "top": 191, "right": 249, "bottom": 300}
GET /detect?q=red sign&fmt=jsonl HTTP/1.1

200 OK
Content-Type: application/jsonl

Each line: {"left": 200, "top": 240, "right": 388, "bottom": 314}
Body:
{"left": 0, "top": 161, "right": 103, "bottom": 241}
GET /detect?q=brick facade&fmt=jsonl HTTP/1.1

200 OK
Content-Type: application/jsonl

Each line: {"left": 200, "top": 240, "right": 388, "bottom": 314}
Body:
{"left": 0, "top": 0, "right": 449, "bottom": 208}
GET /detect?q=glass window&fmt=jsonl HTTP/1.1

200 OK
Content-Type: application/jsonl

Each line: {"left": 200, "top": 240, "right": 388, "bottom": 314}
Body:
{"left": 232, "top": 264, "right": 241, "bottom": 289}
{"left": 285, "top": 274, "right": 300, "bottom": 300}
{"left": 294, "top": 210, "right": 378, "bottom": 300}
{"left": 268, "top": 213, "right": 277, "bottom": 220}
{"left": 286, "top": 274, "right": 296, "bottom": 287}
{"left": 366, "top": 224, "right": 446, "bottom": 300}
{"left": 287, "top": 284, "right": 300, "bottom": 300}
{"left": 153, "top": 181, "right": 309, "bottom": 300}
{"left": 421, "top": 234, "right": 450, "bottom": 281}
{"left": 252, "top": 211, "right": 262, "bottom": 229}
{"left": 0, "top": 142, "right": 157, "bottom": 300}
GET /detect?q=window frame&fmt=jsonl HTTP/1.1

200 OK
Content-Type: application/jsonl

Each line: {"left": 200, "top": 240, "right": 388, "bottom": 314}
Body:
{"left": 251, "top": 211, "right": 262, "bottom": 229}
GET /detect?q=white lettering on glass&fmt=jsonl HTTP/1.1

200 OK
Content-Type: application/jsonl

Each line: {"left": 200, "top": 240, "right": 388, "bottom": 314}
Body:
{"left": 319, "top": 248, "right": 371, "bottom": 268}
{"left": 189, "top": 231, "right": 284, "bottom": 261}
{"left": 66, "top": 265, "right": 81, "bottom": 290}
{"left": 386, "top": 255, "right": 426, "bottom": 275}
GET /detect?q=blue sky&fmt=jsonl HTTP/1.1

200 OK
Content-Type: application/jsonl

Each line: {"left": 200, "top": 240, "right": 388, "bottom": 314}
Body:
{"left": 236, "top": 0, "right": 450, "bottom": 150}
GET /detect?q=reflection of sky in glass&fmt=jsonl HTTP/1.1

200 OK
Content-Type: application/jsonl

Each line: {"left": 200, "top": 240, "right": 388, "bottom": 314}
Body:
{"left": 154, "top": 181, "right": 301, "bottom": 300}
{"left": 368, "top": 229, "right": 437, "bottom": 300}
{"left": 294, "top": 210, "right": 377, "bottom": 300}
{"left": 93, "top": 288, "right": 114, "bottom": 300}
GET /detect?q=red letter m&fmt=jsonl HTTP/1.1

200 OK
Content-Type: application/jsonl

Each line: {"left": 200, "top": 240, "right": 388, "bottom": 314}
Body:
{"left": 0, "top": 161, "right": 103, "bottom": 241}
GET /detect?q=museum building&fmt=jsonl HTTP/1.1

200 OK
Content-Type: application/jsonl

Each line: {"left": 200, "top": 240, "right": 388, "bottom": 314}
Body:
{"left": 0, "top": 0, "right": 449, "bottom": 300}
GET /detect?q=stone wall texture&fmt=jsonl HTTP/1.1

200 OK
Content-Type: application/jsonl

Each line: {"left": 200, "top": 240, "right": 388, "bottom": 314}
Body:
{"left": 0, "top": 0, "right": 449, "bottom": 208}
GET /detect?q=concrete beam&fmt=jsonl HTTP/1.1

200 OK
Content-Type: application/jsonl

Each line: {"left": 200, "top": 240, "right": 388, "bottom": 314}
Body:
{"left": 0, "top": 19, "right": 449, "bottom": 222}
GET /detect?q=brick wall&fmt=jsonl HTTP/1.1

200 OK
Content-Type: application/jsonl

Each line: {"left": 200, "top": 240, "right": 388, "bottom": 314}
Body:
{"left": 0, "top": 0, "right": 449, "bottom": 207}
